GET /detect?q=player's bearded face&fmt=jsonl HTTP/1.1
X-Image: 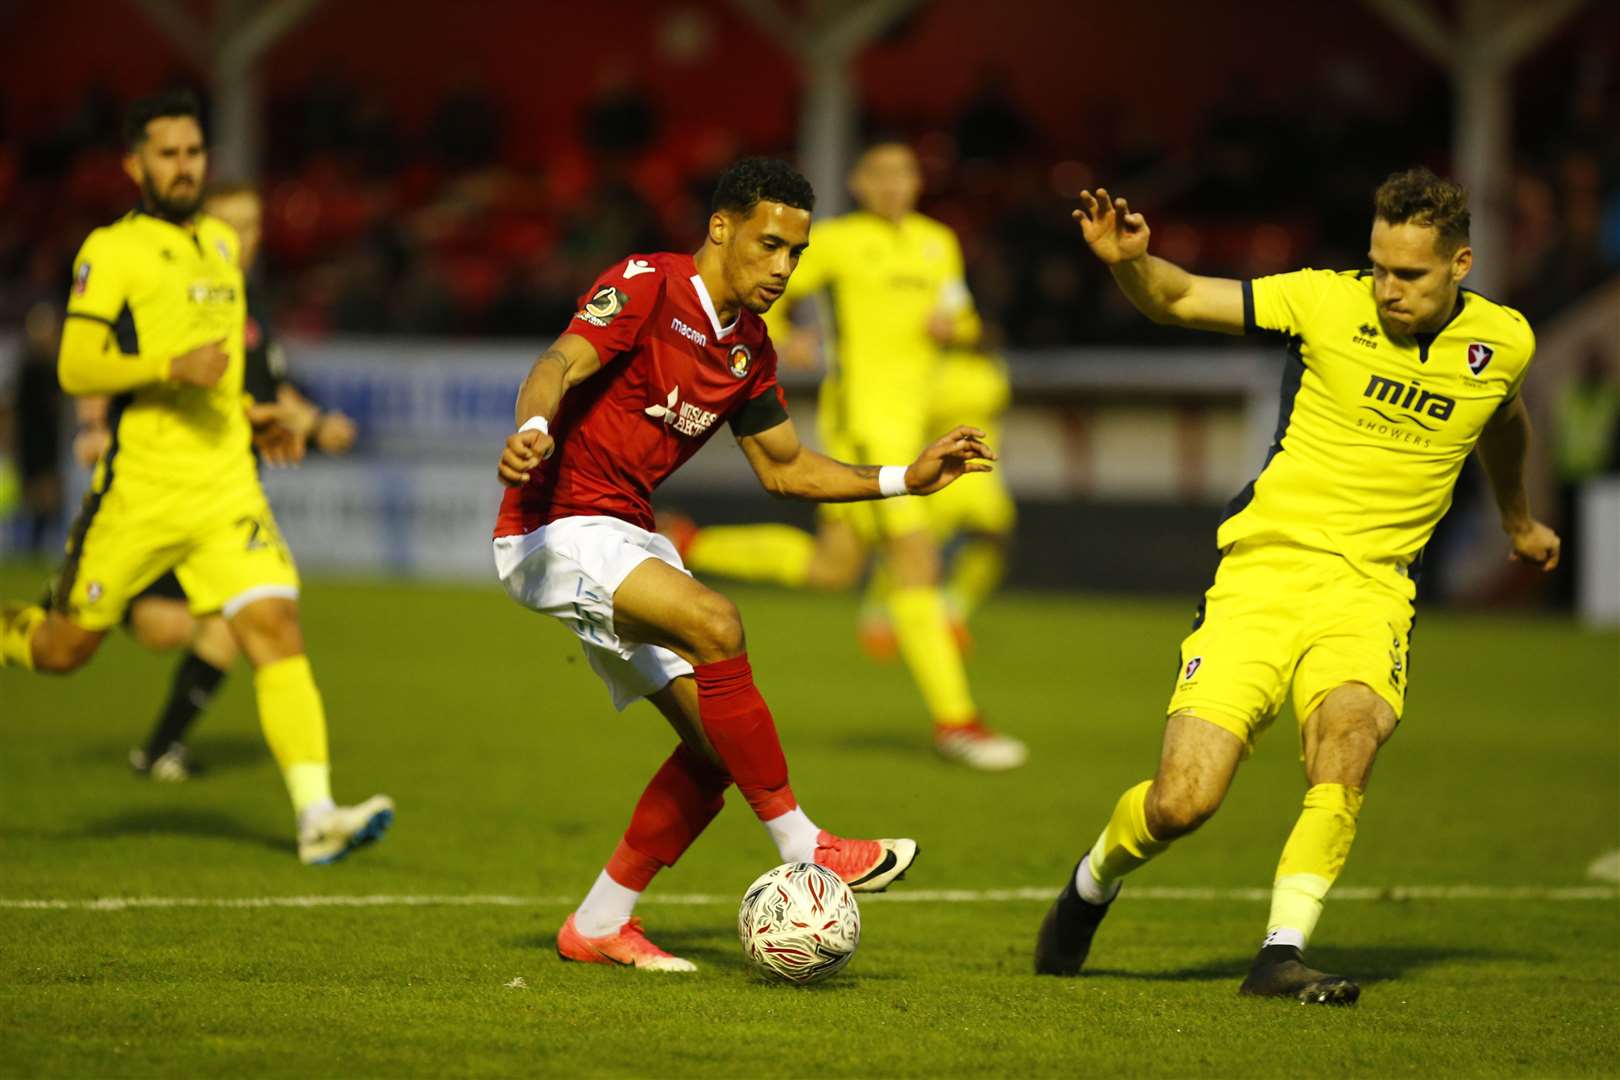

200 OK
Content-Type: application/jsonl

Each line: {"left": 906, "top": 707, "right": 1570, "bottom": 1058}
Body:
{"left": 1368, "top": 219, "right": 1470, "bottom": 335}
{"left": 724, "top": 202, "right": 812, "bottom": 315}
{"left": 127, "top": 117, "right": 207, "bottom": 221}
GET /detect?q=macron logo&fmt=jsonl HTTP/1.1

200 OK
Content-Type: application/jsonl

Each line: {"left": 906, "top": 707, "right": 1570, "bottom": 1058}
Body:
{"left": 671, "top": 317, "right": 708, "bottom": 347}
{"left": 624, "top": 259, "right": 655, "bottom": 279}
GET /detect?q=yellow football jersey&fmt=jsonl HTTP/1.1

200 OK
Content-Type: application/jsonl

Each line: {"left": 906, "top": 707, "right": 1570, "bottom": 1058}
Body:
{"left": 772, "top": 211, "right": 979, "bottom": 396}
{"left": 1224, "top": 269, "right": 1535, "bottom": 576}
{"left": 65, "top": 210, "right": 254, "bottom": 501}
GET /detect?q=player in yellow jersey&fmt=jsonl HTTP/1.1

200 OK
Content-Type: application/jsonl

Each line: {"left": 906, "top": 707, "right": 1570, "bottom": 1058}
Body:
{"left": 1034, "top": 169, "right": 1560, "bottom": 1002}
{"left": 670, "top": 139, "right": 1025, "bottom": 770}
{"left": 0, "top": 91, "right": 391, "bottom": 864}
{"left": 851, "top": 346, "right": 1017, "bottom": 659}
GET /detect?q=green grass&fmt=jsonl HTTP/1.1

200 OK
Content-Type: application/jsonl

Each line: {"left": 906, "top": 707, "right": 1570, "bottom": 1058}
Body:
{"left": 2, "top": 563, "right": 1616, "bottom": 1078}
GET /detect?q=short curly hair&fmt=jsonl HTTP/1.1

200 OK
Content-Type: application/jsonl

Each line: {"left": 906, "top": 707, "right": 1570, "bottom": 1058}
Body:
{"left": 1374, "top": 167, "right": 1470, "bottom": 254}
{"left": 711, "top": 157, "right": 815, "bottom": 217}
{"left": 123, "top": 89, "right": 204, "bottom": 151}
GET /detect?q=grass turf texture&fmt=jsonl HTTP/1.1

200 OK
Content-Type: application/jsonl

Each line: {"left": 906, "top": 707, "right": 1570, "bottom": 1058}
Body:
{"left": 2, "top": 563, "right": 1616, "bottom": 1077}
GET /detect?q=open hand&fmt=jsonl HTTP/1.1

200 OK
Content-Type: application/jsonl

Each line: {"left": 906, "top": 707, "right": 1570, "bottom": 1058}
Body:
{"left": 246, "top": 400, "right": 308, "bottom": 467}
{"left": 904, "top": 425, "right": 995, "bottom": 495}
{"left": 498, "top": 429, "right": 554, "bottom": 486}
{"left": 1073, "top": 188, "right": 1150, "bottom": 264}
{"left": 1506, "top": 519, "right": 1560, "bottom": 572}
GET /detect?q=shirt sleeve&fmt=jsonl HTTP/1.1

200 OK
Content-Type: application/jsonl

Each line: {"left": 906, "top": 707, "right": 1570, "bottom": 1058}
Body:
{"left": 65, "top": 229, "right": 130, "bottom": 326}
{"left": 937, "top": 231, "right": 982, "bottom": 346}
{"left": 1243, "top": 268, "right": 1340, "bottom": 336}
{"left": 1504, "top": 319, "right": 1536, "bottom": 403}
{"left": 729, "top": 337, "right": 791, "bottom": 437}
{"left": 564, "top": 257, "right": 666, "bottom": 363}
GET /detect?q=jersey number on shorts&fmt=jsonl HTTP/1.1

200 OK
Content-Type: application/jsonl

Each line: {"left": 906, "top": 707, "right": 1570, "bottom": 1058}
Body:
{"left": 238, "top": 514, "right": 289, "bottom": 562}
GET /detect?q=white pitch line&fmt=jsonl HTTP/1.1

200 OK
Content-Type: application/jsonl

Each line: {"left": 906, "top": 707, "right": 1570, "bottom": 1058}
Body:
{"left": 0, "top": 884, "right": 1614, "bottom": 912}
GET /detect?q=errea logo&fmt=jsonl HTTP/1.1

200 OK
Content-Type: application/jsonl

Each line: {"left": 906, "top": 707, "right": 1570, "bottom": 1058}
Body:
{"left": 1352, "top": 323, "right": 1379, "bottom": 349}
{"left": 645, "top": 386, "right": 719, "bottom": 437}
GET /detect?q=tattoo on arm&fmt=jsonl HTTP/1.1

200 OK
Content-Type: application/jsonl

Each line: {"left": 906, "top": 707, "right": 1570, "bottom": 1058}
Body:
{"left": 849, "top": 464, "right": 879, "bottom": 479}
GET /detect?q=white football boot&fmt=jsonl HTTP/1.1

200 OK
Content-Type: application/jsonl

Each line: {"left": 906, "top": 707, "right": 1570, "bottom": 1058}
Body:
{"left": 934, "top": 720, "right": 1028, "bottom": 771}
{"left": 298, "top": 795, "right": 395, "bottom": 865}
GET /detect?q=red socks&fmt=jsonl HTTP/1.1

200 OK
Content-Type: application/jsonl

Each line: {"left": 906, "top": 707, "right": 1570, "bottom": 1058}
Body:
{"left": 603, "top": 654, "right": 796, "bottom": 894}
{"left": 692, "top": 653, "right": 798, "bottom": 821}
{"left": 606, "top": 742, "right": 730, "bottom": 890}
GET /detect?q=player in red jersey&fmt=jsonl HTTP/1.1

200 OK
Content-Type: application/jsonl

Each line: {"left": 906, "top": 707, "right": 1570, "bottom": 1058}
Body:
{"left": 494, "top": 158, "right": 995, "bottom": 971}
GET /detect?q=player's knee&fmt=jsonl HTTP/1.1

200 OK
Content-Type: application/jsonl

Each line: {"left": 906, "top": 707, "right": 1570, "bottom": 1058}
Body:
{"left": 887, "top": 532, "right": 940, "bottom": 587}
{"left": 805, "top": 554, "right": 862, "bottom": 591}
{"left": 688, "top": 593, "right": 745, "bottom": 662}
{"left": 1304, "top": 684, "right": 1396, "bottom": 785}
{"left": 230, "top": 597, "right": 305, "bottom": 665}
{"left": 192, "top": 616, "right": 238, "bottom": 669}
{"left": 1145, "top": 779, "right": 1223, "bottom": 839}
{"left": 129, "top": 600, "right": 194, "bottom": 652}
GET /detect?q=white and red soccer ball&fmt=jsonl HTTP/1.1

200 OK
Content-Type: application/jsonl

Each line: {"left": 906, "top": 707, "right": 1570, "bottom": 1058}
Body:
{"left": 737, "top": 862, "right": 861, "bottom": 984}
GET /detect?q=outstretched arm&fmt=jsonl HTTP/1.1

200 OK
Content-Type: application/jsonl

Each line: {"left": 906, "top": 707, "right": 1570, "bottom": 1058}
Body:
{"left": 1073, "top": 188, "right": 1245, "bottom": 334}
{"left": 738, "top": 419, "right": 994, "bottom": 502}
{"left": 1476, "top": 395, "right": 1560, "bottom": 571}
{"left": 497, "top": 333, "right": 602, "bottom": 486}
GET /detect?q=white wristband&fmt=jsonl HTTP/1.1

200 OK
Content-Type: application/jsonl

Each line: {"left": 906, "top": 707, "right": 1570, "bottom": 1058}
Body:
{"left": 878, "top": 465, "right": 909, "bottom": 498}
{"left": 518, "top": 415, "right": 553, "bottom": 458}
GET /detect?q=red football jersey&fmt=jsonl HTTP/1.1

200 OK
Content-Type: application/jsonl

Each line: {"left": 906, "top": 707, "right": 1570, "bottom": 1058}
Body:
{"left": 494, "top": 252, "right": 790, "bottom": 537}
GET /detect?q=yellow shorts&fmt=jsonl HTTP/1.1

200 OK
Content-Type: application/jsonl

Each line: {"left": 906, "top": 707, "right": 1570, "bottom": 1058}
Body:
{"left": 54, "top": 479, "right": 300, "bottom": 632}
{"left": 816, "top": 380, "right": 933, "bottom": 542}
{"left": 920, "top": 463, "right": 1016, "bottom": 539}
{"left": 1166, "top": 541, "right": 1413, "bottom": 752}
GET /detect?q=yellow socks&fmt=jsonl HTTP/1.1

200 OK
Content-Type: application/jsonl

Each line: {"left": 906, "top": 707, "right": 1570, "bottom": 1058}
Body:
{"left": 888, "top": 585, "right": 976, "bottom": 725}
{"left": 254, "top": 655, "right": 333, "bottom": 815}
{"left": 1264, "top": 783, "right": 1365, "bottom": 950}
{"left": 0, "top": 603, "right": 45, "bottom": 670}
{"left": 1086, "top": 780, "right": 1171, "bottom": 892}
{"left": 946, "top": 537, "right": 1007, "bottom": 620}
{"left": 684, "top": 525, "right": 816, "bottom": 588}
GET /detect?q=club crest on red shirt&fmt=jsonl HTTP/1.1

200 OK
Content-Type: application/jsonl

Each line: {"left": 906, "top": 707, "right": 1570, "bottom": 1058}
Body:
{"left": 244, "top": 316, "right": 262, "bottom": 350}
{"left": 1466, "top": 342, "right": 1493, "bottom": 375}
{"left": 728, "top": 344, "right": 752, "bottom": 378}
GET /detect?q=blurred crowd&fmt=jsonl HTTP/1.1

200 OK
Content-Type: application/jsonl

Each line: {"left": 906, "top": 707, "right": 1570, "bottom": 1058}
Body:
{"left": 0, "top": 51, "right": 1616, "bottom": 349}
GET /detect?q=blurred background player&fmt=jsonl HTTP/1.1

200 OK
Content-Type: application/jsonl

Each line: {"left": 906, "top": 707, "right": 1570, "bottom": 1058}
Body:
{"left": 1035, "top": 172, "right": 1561, "bottom": 1002}
{"left": 494, "top": 158, "right": 994, "bottom": 970}
{"left": 662, "top": 139, "right": 1025, "bottom": 771}
{"left": 72, "top": 180, "right": 358, "bottom": 782}
{"left": 0, "top": 91, "right": 389, "bottom": 864}
{"left": 7, "top": 302, "right": 67, "bottom": 556}
{"left": 852, "top": 344, "right": 1017, "bottom": 661}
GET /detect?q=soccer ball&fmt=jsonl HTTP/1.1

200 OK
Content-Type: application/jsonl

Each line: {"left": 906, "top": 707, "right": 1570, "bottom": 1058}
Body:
{"left": 737, "top": 862, "right": 861, "bottom": 984}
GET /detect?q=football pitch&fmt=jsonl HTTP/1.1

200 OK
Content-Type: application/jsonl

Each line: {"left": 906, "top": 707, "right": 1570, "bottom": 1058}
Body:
{"left": 2, "top": 564, "right": 1616, "bottom": 1078}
